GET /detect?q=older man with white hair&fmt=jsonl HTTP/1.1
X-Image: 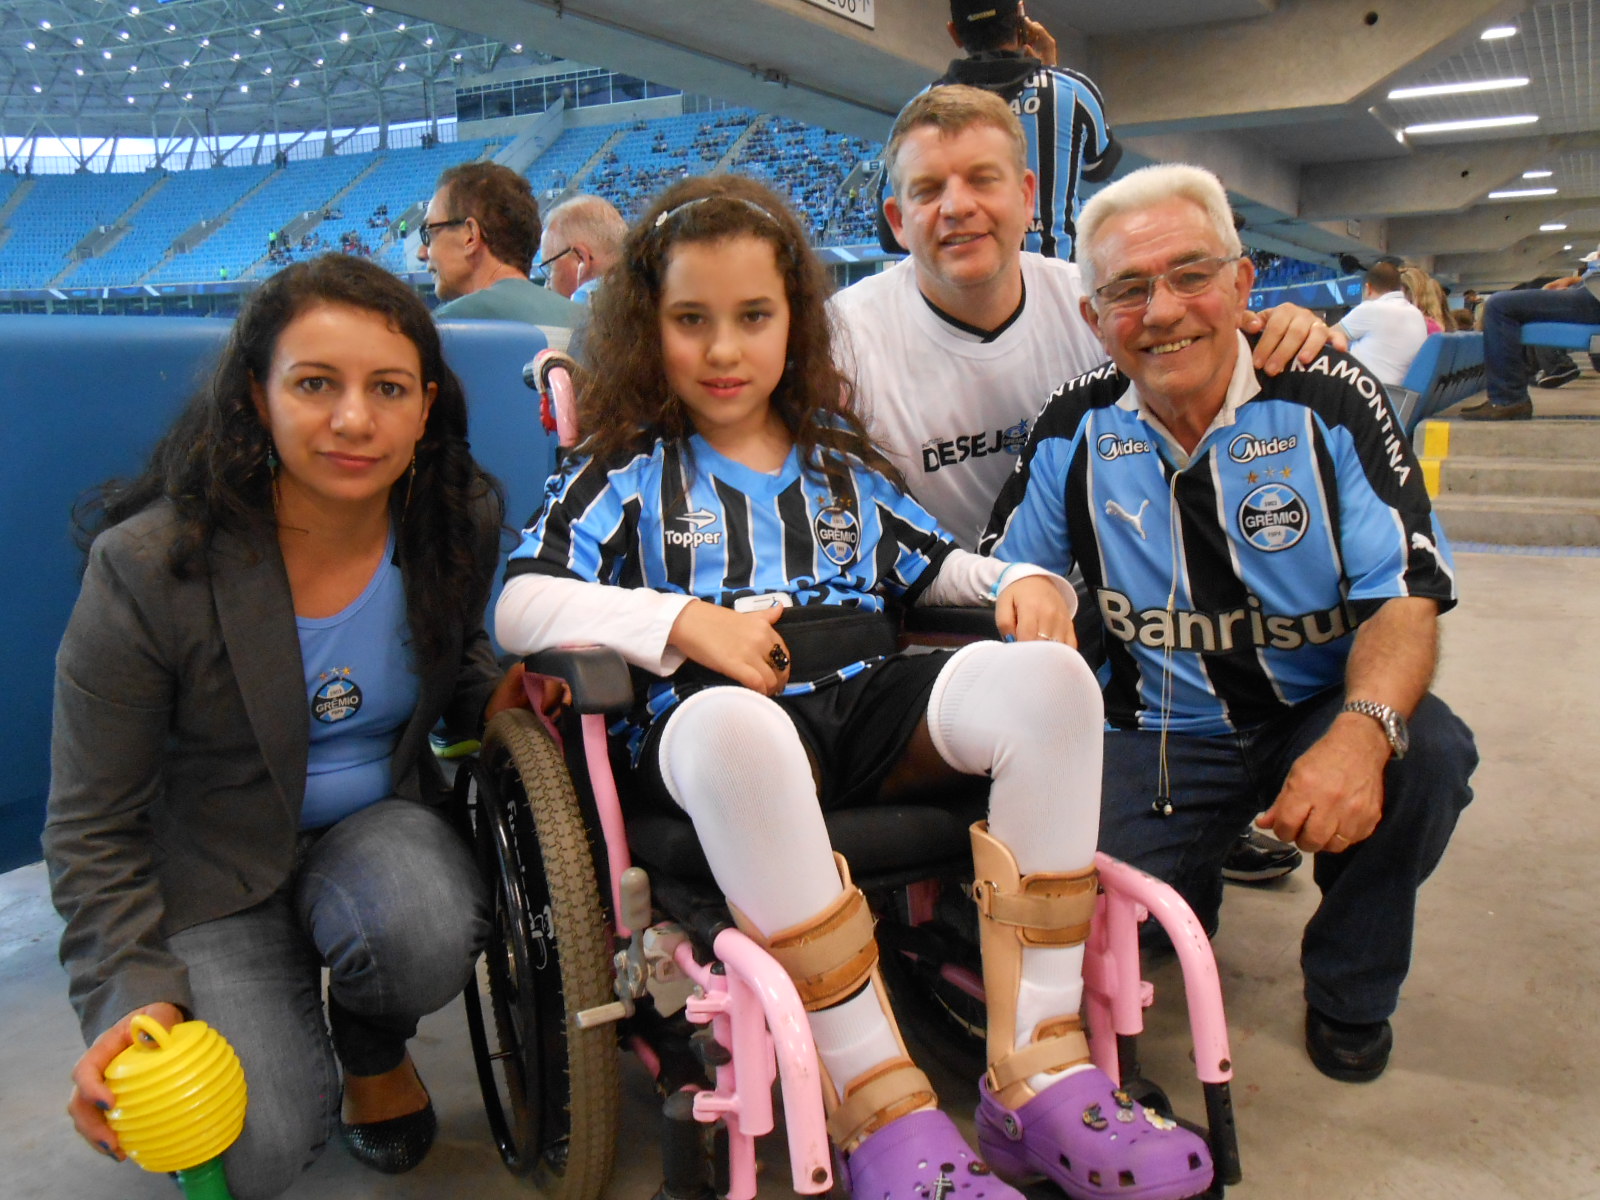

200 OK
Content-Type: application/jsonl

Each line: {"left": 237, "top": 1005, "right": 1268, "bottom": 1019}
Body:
{"left": 983, "top": 163, "right": 1476, "bottom": 1084}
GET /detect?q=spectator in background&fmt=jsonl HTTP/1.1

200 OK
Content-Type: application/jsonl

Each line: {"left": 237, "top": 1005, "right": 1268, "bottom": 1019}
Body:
{"left": 1400, "top": 266, "right": 1448, "bottom": 335}
{"left": 1462, "top": 249, "right": 1600, "bottom": 420}
{"left": 538, "top": 194, "right": 626, "bottom": 303}
{"left": 1333, "top": 261, "right": 1428, "bottom": 386}
{"left": 876, "top": 0, "right": 1120, "bottom": 261}
{"left": 418, "top": 162, "right": 581, "bottom": 327}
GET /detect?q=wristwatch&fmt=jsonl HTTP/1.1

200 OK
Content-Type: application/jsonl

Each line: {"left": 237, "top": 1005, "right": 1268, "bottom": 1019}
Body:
{"left": 1340, "top": 700, "right": 1409, "bottom": 759}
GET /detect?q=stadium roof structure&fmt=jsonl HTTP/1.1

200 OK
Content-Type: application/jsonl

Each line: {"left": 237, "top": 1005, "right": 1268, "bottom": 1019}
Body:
{"left": 0, "top": 0, "right": 546, "bottom": 165}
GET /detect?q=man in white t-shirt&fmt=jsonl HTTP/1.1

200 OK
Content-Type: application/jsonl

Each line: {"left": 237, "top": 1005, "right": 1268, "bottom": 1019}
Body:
{"left": 1333, "top": 262, "right": 1429, "bottom": 387}
{"left": 834, "top": 85, "right": 1339, "bottom": 550}
{"left": 832, "top": 85, "right": 1340, "bottom": 884}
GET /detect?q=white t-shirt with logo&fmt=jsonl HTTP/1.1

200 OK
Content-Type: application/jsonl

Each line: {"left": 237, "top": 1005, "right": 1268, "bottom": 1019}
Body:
{"left": 832, "top": 253, "right": 1107, "bottom": 548}
{"left": 1339, "top": 289, "right": 1429, "bottom": 387}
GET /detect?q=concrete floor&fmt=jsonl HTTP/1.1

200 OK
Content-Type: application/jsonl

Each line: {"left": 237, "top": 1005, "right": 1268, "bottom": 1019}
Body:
{"left": 6, "top": 415, "right": 1600, "bottom": 1197}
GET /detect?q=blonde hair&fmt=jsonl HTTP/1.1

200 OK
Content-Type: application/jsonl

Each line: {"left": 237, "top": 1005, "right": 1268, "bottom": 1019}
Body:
{"left": 1076, "top": 163, "right": 1241, "bottom": 288}
{"left": 1400, "top": 265, "right": 1448, "bottom": 329}
{"left": 884, "top": 84, "right": 1028, "bottom": 193}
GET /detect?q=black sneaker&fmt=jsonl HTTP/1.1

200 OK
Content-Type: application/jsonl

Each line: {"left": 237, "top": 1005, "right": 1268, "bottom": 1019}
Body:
{"left": 1534, "top": 362, "right": 1580, "bottom": 388}
{"left": 1221, "top": 828, "right": 1303, "bottom": 883}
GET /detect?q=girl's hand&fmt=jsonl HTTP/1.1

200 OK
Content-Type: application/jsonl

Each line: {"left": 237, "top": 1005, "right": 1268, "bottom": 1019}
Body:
{"left": 68, "top": 1001, "right": 185, "bottom": 1162}
{"left": 669, "top": 600, "right": 792, "bottom": 695}
{"left": 996, "top": 575, "right": 1077, "bottom": 646}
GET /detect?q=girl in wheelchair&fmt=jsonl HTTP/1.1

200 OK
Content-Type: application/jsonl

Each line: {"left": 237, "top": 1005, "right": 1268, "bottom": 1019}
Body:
{"left": 496, "top": 175, "right": 1213, "bottom": 1200}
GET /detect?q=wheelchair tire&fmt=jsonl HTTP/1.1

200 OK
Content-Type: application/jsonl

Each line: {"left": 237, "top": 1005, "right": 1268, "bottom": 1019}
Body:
{"left": 465, "top": 708, "right": 619, "bottom": 1200}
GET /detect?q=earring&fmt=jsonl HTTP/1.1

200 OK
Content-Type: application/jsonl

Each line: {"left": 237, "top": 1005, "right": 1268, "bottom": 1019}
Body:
{"left": 403, "top": 453, "right": 417, "bottom": 513}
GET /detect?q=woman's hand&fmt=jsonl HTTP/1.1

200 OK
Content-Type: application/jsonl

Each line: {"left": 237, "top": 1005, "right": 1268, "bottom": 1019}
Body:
{"left": 996, "top": 575, "right": 1077, "bottom": 646}
{"left": 483, "top": 659, "right": 547, "bottom": 723}
{"left": 68, "top": 1001, "right": 185, "bottom": 1161}
{"left": 668, "top": 600, "right": 792, "bottom": 695}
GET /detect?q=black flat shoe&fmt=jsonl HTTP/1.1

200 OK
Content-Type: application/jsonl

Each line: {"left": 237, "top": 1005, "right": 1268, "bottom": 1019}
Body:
{"left": 341, "top": 1099, "right": 438, "bottom": 1174}
{"left": 1305, "top": 1006, "right": 1392, "bottom": 1083}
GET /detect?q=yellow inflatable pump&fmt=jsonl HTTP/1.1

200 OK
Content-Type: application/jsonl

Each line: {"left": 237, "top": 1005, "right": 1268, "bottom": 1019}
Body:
{"left": 103, "top": 1015, "right": 248, "bottom": 1199}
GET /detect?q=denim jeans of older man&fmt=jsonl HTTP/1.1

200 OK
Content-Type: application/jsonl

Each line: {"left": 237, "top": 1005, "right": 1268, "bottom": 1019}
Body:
{"left": 1096, "top": 688, "right": 1476, "bottom": 1026}
{"left": 164, "top": 798, "right": 488, "bottom": 1200}
{"left": 1482, "top": 281, "right": 1600, "bottom": 410}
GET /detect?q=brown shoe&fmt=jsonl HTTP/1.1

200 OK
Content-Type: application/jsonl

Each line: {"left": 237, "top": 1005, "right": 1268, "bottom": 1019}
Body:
{"left": 1460, "top": 399, "right": 1533, "bottom": 420}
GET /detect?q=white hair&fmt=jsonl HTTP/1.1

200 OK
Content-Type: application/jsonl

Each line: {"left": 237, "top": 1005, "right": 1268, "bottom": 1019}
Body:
{"left": 1075, "top": 163, "right": 1242, "bottom": 289}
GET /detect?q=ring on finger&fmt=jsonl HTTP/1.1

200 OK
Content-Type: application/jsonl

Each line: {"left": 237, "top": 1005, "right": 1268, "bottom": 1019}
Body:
{"left": 767, "top": 644, "right": 790, "bottom": 672}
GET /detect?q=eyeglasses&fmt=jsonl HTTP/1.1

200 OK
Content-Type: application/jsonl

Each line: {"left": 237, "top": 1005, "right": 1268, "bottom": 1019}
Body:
{"left": 533, "top": 244, "right": 576, "bottom": 283}
{"left": 1092, "top": 255, "right": 1243, "bottom": 313}
{"left": 417, "top": 218, "right": 468, "bottom": 247}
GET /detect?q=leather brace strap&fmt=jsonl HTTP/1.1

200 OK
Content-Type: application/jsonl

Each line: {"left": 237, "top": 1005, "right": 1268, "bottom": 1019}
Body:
{"left": 730, "top": 855, "right": 877, "bottom": 1011}
{"left": 826, "top": 1058, "right": 936, "bottom": 1150}
{"left": 984, "top": 1016, "right": 1091, "bottom": 1095}
{"left": 970, "top": 877, "right": 1097, "bottom": 944}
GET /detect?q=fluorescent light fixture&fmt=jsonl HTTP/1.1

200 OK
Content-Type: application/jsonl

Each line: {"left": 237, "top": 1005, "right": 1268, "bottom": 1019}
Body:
{"left": 1388, "top": 76, "right": 1528, "bottom": 100}
{"left": 1405, "top": 115, "right": 1539, "bottom": 134}
{"left": 1522, "top": 169, "right": 1553, "bottom": 179}
{"left": 1487, "top": 187, "right": 1557, "bottom": 199}
{"left": 1564, "top": 244, "right": 1574, "bottom": 251}
{"left": 1539, "top": 223, "right": 1567, "bottom": 231}
{"left": 1481, "top": 26, "right": 1518, "bottom": 39}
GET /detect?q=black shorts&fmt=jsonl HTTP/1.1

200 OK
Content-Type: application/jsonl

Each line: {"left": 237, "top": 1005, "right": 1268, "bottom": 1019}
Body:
{"left": 623, "top": 650, "right": 954, "bottom": 816}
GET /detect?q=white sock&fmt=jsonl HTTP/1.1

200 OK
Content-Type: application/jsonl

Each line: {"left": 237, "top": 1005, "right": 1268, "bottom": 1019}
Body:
{"left": 657, "top": 687, "right": 902, "bottom": 1096}
{"left": 925, "top": 640, "right": 1104, "bottom": 1091}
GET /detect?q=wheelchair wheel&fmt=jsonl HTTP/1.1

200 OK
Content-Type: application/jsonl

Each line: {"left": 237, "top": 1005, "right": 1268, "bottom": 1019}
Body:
{"left": 464, "top": 708, "right": 619, "bottom": 1200}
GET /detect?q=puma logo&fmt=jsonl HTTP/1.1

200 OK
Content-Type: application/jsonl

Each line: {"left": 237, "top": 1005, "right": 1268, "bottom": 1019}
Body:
{"left": 1105, "top": 498, "right": 1150, "bottom": 540}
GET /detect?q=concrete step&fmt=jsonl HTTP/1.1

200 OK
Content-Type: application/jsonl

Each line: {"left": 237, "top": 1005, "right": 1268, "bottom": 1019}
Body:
{"left": 1432, "top": 417, "right": 1600, "bottom": 462}
{"left": 1433, "top": 494, "right": 1600, "bottom": 546}
{"left": 1440, "top": 456, "right": 1600, "bottom": 500}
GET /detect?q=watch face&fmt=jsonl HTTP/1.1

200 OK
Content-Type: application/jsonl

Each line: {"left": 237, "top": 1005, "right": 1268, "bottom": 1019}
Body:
{"left": 1388, "top": 712, "right": 1410, "bottom": 756}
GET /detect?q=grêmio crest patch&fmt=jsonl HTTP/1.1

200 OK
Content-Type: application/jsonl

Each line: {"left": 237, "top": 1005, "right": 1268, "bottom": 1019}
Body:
{"left": 1237, "top": 483, "right": 1308, "bottom": 552}
{"left": 814, "top": 504, "right": 860, "bottom": 567}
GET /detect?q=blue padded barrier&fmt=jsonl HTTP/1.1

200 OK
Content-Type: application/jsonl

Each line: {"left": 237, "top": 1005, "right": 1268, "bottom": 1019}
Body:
{"left": 1520, "top": 322, "right": 1600, "bottom": 353}
{"left": 0, "top": 315, "right": 557, "bottom": 871}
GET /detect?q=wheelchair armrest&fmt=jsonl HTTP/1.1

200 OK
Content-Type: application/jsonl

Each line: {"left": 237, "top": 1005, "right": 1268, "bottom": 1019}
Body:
{"left": 901, "top": 605, "right": 1001, "bottom": 641}
{"left": 523, "top": 646, "right": 636, "bottom": 713}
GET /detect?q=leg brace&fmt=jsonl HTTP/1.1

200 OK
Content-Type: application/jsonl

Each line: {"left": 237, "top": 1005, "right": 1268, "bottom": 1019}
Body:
{"left": 732, "top": 853, "right": 935, "bottom": 1151}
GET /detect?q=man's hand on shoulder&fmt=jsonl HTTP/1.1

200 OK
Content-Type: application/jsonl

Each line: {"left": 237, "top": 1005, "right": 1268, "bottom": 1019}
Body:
{"left": 1242, "top": 303, "right": 1347, "bottom": 376}
{"left": 1258, "top": 711, "right": 1390, "bottom": 854}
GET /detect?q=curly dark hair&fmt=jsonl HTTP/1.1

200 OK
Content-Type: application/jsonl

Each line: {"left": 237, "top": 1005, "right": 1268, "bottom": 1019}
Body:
{"left": 77, "top": 253, "right": 503, "bottom": 673}
{"left": 436, "top": 161, "right": 541, "bottom": 277}
{"left": 580, "top": 173, "right": 902, "bottom": 499}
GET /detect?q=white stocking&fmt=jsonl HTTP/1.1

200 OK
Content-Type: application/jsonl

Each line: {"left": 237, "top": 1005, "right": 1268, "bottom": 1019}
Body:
{"left": 656, "top": 687, "right": 903, "bottom": 1090}
{"left": 925, "top": 640, "right": 1104, "bottom": 1089}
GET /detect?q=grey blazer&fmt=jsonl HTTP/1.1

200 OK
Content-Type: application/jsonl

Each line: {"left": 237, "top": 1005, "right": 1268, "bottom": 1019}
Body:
{"left": 44, "top": 501, "right": 502, "bottom": 1040}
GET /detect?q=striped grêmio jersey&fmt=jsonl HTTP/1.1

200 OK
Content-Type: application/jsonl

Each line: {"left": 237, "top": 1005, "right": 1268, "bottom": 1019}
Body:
{"left": 982, "top": 345, "right": 1457, "bottom": 736}
{"left": 509, "top": 434, "right": 957, "bottom": 755}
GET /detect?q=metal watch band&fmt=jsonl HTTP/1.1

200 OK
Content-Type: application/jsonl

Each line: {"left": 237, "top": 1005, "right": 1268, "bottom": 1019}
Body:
{"left": 1340, "top": 700, "right": 1406, "bottom": 758}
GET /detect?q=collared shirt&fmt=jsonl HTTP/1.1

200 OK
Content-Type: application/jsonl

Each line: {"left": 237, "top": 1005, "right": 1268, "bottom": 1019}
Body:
{"left": 984, "top": 334, "right": 1457, "bottom": 735}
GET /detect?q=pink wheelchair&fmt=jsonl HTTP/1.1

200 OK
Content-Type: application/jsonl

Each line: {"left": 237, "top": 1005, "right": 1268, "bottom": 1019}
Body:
{"left": 452, "top": 355, "right": 1243, "bottom": 1200}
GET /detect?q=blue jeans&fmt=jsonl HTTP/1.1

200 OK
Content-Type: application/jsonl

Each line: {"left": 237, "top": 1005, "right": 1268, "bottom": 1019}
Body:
{"left": 1484, "top": 283, "right": 1600, "bottom": 407}
{"left": 166, "top": 799, "right": 488, "bottom": 1200}
{"left": 1097, "top": 689, "right": 1476, "bottom": 1025}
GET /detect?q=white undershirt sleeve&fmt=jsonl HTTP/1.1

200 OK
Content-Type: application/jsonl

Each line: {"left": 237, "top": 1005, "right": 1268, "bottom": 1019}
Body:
{"left": 494, "top": 573, "right": 696, "bottom": 676}
{"left": 918, "top": 549, "right": 1078, "bottom": 616}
